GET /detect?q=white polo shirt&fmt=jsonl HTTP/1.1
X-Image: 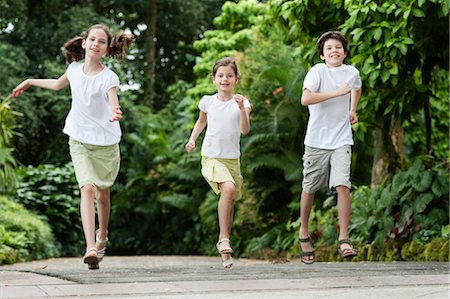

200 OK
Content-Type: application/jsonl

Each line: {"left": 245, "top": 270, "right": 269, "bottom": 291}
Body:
{"left": 63, "top": 62, "right": 121, "bottom": 146}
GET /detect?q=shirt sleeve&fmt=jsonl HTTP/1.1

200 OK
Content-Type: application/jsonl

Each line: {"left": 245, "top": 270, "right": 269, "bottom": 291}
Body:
{"left": 66, "top": 62, "right": 76, "bottom": 81}
{"left": 303, "top": 64, "right": 321, "bottom": 92}
{"left": 349, "top": 67, "right": 362, "bottom": 90}
{"left": 106, "top": 71, "right": 120, "bottom": 92}
{"left": 198, "top": 96, "right": 207, "bottom": 113}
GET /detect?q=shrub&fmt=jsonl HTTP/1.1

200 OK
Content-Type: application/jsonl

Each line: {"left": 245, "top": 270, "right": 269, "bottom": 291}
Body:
{"left": 0, "top": 196, "right": 58, "bottom": 264}
{"left": 13, "top": 163, "right": 83, "bottom": 256}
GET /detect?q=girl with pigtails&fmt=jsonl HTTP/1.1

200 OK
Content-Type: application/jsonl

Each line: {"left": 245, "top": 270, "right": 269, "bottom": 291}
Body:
{"left": 12, "top": 24, "right": 134, "bottom": 270}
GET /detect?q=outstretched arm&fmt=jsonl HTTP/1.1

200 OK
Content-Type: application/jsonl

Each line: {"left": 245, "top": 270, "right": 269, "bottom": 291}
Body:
{"left": 349, "top": 88, "right": 362, "bottom": 124}
{"left": 301, "top": 83, "right": 351, "bottom": 106}
{"left": 11, "top": 73, "right": 69, "bottom": 97}
{"left": 185, "top": 111, "right": 207, "bottom": 153}
{"left": 107, "top": 87, "right": 123, "bottom": 122}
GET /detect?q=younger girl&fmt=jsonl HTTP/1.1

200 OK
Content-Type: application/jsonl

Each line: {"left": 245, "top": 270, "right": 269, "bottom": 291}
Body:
{"left": 12, "top": 24, "right": 134, "bottom": 270}
{"left": 185, "top": 57, "right": 251, "bottom": 270}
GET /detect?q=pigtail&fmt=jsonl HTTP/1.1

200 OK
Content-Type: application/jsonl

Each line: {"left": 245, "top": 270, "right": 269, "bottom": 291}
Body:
{"left": 108, "top": 32, "right": 135, "bottom": 60}
{"left": 63, "top": 36, "right": 85, "bottom": 64}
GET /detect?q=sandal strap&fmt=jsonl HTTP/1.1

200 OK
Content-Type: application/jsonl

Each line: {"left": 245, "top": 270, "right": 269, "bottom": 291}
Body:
{"left": 85, "top": 247, "right": 98, "bottom": 255}
{"left": 338, "top": 239, "right": 352, "bottom": 245}
{"left": 96, "top": 229, "right": 109, "bottom": 244}
{"left": 216, "top": 238, "right": 233, "bottom": 253}
{"left": 300, "top": 250, "right": 315, "bottom": 257}
{"left": 222, "top": 257, "right": 233, "bottom": 269}
{"left": 299, "top": 236, "right": 311, "bottom": 243}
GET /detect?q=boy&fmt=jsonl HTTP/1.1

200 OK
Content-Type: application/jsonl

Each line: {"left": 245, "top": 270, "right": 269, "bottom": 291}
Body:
{"left": 298, "top": 31, "right": 362, "bottom": 264}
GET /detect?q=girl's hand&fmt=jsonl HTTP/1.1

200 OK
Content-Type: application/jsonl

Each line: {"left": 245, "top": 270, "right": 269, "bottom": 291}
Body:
{"left": 349, "top": 111, "right": 358, "bottom": 124}
{"left": 11, "top": 80, "right": 31, "bottom": 98}
{"left": 234, "top": 94, "right": 246, "bottom": 110}
{"left": 185, "top": 140, "right": 195, "bottom": 153}
{"left": 110, "top": 105, "right": 122, "bottom": 122}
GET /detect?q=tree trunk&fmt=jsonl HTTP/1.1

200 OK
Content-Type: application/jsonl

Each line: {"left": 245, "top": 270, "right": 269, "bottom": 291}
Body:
{"left": 371, "top": 115, "right": 403, "bottom": 187}
{"left": 143, "top": 0, "right": 157, "bottom": 107}
{"left": 422, "top": 57, "right": 434, "bottom": 157}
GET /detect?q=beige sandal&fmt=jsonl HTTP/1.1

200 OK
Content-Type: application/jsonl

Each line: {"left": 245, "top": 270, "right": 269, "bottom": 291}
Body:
{"left": 83, "top": 248, "right": 99, "bottom": 270}
{"left": 216, "top": 238, "right": 233, "bottom": 270}
{"left": 216, "top": 238, "right": 233, "bottom": 253}
{"left": 96, "top": 229, "right": 108, "bottom": 262}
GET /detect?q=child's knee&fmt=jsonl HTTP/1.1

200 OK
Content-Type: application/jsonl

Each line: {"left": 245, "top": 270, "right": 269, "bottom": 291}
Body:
{"left": 220, "top": 182, "right": 236, "bottom": 197}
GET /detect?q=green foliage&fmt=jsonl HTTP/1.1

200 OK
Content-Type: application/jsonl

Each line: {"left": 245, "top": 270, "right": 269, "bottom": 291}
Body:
{"left": 109, "top": 81, "right": 209, "bottom": 255}
{"left": 13, "top": 163, "right": 82, "bottom": 256}
{"left": 189, "top": 0, "right": 267, "bottom": 100}
{"left": 0, "top": 195, "right": 58, "bottom": 264}
{"left": 0, "top": 95, "right": 21, "bottom": 193}
{"left": 400, "top": 238, "right": 449, "bottom": 261}
{"left": 349, "top": 160, "right": 449, "bottom": 246}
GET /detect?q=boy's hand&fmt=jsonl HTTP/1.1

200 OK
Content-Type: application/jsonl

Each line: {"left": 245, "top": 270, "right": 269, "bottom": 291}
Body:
{"left": 110, "top": 105, "right": 123, "bottom": 122}
{"left": 337, "top": 83, "right": 351, "bottom": 96}
{"left": 11, "top": 80, "right": 30, "bottom": 98}
{"left": 185, "top": 140, "right": 195, "bottom": 153}
{"left": 234, "top": 94, "right": 246, "bottom": 110}
{"left": 349, "top": 111, "right": 358, "bottom": 124}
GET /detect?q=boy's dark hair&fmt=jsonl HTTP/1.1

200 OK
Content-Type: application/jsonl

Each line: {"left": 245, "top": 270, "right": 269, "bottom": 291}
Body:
{"left": 63, "top": 24, "right": 135, "bottom": 64}
{"left": 212, "top": 57, "right": 238, "bottom": 77}
{"left": 316, "top": 31, "right": 348, "bottom": 56}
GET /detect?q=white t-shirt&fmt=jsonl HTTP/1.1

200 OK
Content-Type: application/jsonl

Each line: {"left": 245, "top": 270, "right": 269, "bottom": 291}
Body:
{"left": 303, "top": 63, "right": 361, "bottom": 149}
{"left": 63, "top": 62, "right": 121, "bottom": 146}
{"left": 199, "top": 94, "right": 251, "bottom": 159}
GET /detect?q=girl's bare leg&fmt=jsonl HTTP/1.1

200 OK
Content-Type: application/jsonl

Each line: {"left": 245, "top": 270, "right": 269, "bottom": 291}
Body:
{"left": 80, "top": 185, "right": 96, "bottom": 254}
{"left": 95, "top": 188, "right": 110, "bottom": 245}
{"left": 218, "top": 181, "right": 235, "bottom": 262}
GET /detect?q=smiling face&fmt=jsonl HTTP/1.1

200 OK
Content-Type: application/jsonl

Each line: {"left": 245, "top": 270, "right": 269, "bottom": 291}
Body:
{"left": 320, "top": 38, "right": 347, "bottom": 68}
{"left": 82, "top": 28, "right": 109, "bottom": 60}
{"left": 211, "top": 65, "right": 238, "bottom": 93}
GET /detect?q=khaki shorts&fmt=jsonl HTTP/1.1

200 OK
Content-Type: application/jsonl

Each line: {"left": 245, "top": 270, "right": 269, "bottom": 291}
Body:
{"left": 201, "top": 156, "right": 243, "bottom": 200}
{"left": 69, "top": 138, "right": 120, "bottom": 190}
{"left": 301, "top": 145, "right": 351, "bottom": 194}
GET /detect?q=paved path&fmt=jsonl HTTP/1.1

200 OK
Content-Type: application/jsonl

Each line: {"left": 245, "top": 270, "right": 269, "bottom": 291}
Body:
{"left": 0, "top": 256, "right": 448, "bottom": 298}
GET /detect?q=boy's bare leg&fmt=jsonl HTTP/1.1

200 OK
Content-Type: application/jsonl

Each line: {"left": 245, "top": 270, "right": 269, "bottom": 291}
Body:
{"left": 218, "top": 181, "right": 235, "bottom": 262}
{"left": 80, "top": 185, "right": 96, "bottom": 253}
{"left": 336, "top": 185, "right": 352, "bottom": 251}
{"left": 299, "top": 191, "right": 315, "bottom": 259}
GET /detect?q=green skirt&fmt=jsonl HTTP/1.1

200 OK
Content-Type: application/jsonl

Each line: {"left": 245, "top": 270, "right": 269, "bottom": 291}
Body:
{"left": 69, "top": 138, "right": 120, "bottom": 190}
{"left": 201, "top": 156, "right": 243, "bottom": 200}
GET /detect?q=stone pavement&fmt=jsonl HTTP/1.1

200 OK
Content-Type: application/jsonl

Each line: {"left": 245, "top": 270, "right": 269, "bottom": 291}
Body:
{"left": 0, "top": 256, "right": 448, "bottom": 298}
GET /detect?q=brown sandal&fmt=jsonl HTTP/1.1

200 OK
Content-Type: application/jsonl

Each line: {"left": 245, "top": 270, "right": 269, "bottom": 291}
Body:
{"left": 338, "top": 239, "right": 358, "bottom": 258}
{"left": 299, "top": 236, "right": 315, "bottom": 264}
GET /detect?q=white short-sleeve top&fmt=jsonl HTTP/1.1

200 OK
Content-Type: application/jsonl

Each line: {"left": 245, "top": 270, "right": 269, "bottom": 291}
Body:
{"left": 303, "top": 63, "right": 362, "bottom": 149}
{"left": 199, "top": 94, "right": 251, "bottom": 159}
{"left": 63, "top": 62, "right": 121, "bottom": 146}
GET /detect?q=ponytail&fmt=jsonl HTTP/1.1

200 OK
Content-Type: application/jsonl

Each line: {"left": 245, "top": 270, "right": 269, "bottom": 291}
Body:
{"left": 108, "top": 32, "right": 135, "bottom": 60}
{"left": 63, "top": 36, "right": 85, "bottom": 64}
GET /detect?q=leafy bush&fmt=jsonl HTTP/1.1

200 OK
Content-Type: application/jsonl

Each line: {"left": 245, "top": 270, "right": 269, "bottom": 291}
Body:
{"left": 0, "top": 196, "right": 58, "bottom": 264}
{"left": 0, "top": 95, "right": 21, "bottom": 193}
{"left": 13, "top": 163, "right": 83, "bottom": 256}
{"left": 349, "top": 160, "right": 449, "bottom": 246}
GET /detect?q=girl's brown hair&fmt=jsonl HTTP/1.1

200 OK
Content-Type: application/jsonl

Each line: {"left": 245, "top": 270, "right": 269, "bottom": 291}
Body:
{"left": 211, "top": 57, "right": 238, "bottom": 77}
{"left": 63, "top": 24, "right": 134, "bottom": 64}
